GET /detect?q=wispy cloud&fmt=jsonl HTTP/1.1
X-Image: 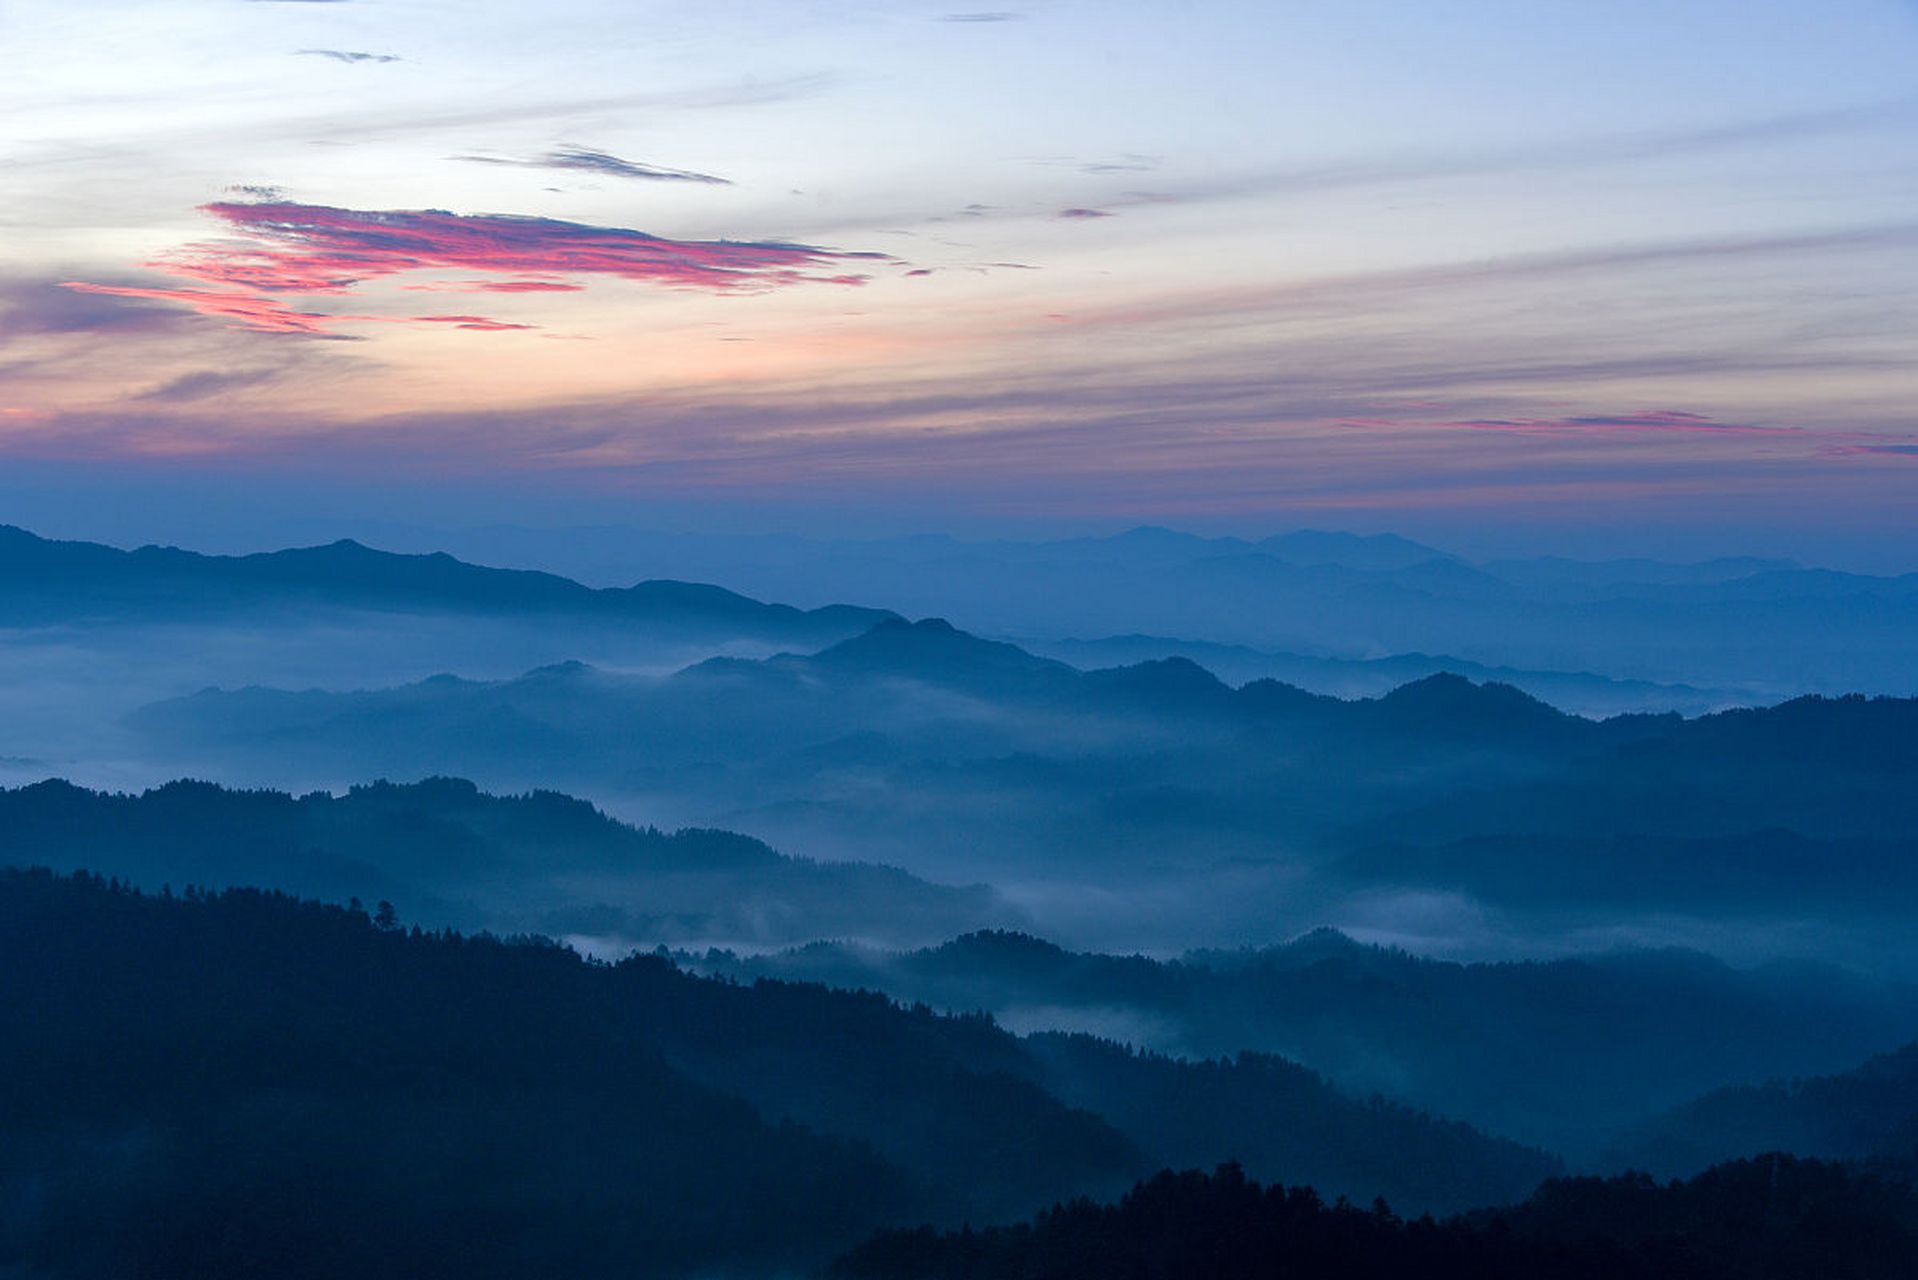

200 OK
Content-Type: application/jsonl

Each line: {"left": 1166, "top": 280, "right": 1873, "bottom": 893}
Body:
{"left": 311, "top": 75, "right": 835, "bottom": 142}
{"left": 1822, "top": 443, "right": 1918, "bottom": 459}
{"left": 939, "top": 12, "right": 1023, "bottom": 22}
{"left": 296, "top": 49, "right": 401, "bottom": 64}
{"left": 1444, "top": 410, "right": 1793, "bottom": 437}
{"left": 400, "top": 280, "right": 585, "bottom": 294}
{"left": 1081, "top": 155, "right": 1161, "bottom": 174}
{"left": 1048, "top": 220, "right": 1918, "bottom": 336}
{"left": 409, "top": 315, "right": 537, "bottom": 332}
{"left": 0, "top": 276, "right": 194, "bottom": 341}
{"left": 59, "top": 283, "right": 340, "bottom": 337}
{"left": 455, "top": 147, "right": 730, "bottom": 185}
{"left": 62, "top": 201, "right": 891, "bottom": 333}
{"left": 1112, "top": 98, "right": 1918, "bottom": 211}
{"left": 57, "top": 282, "right": 534, "bottom": 338}
{"left": 0, "top": 77, "right": 839, "bottom": 164}
{"left": 133, "top": 368, "right": 287, "bottom": 403}
{"left": 1058, "top": 207, "right": 1114, "bottom": 220}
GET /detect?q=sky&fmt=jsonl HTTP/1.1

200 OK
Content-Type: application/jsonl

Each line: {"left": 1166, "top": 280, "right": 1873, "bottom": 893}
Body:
{"left": 3, "top": 0, "right": 1917, "bottom": 564}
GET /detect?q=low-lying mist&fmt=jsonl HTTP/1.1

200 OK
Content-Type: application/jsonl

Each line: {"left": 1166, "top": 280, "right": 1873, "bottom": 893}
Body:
{"left": 35, "top": 613, "right": 1909, "bottom": 975}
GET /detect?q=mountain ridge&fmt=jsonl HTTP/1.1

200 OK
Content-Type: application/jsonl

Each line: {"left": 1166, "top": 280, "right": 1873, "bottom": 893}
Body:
{"left": 0, "top": 523, "right": 898, "bottom": 644}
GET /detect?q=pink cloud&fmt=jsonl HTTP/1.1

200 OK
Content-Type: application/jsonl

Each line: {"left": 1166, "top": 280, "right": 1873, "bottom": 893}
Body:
{"left": 62, "top": 201, "right": 890, "bottom": 334}
{"left": 179, "top": 202, "right": 885, "bottom": 294}
{"left": 408, "top": 314, "right": 538, "bottom": 332}
{"left": 401, "top": 279, "right": 588, "bottom": 294}
{"left": 61, "top": 283, "right": 535, "bottom": 337}
{"left": 60, "top": 283, "right": 337, "bottom": 336}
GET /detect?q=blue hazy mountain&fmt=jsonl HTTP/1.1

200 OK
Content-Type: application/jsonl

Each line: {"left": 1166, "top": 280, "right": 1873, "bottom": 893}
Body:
{"left": 0, "top": 776, "right": 1016, "bottom": 949}
{"left": 1032, "top": 634, "right": 1744, "bottom": 717}
{"left": 0, "top": 523, "right": 893, "bottom": 644}
{"left": 682, "top": 929, "right": 1918, "bottom": 1159}
{"left": 0, "top": 524, "right": 905, "bottom": 795}
{"left": 127, "top": 618, "right": 1918, "bottom": 967}
{"left": 313, "top": 520, "right": 1918, "bottom": 697}
{"left": 1616, "top": 1042, "right": 1918, "bottom": 1179}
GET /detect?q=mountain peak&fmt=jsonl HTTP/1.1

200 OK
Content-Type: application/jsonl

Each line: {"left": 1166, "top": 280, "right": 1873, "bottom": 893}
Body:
{"left": 1083, "top": 655, "right": 1232, "bottom": 706}
{"left": 816, "top": 617, "right": 1070, "bottom": 687}
{"left": 521, "top": 659, "right": 596, "bottom": 681}
{"left": 876, "top": 615, "right": 959, "bottom": 635}
{"left": 1372, "top": 672, "right": 1571, "bottom": 736}
{"left": 934, "top": 929, "right": 1072, "bottom": 970}
{"left": 1256, "top": 528, "right": 1450, "bottom": 570}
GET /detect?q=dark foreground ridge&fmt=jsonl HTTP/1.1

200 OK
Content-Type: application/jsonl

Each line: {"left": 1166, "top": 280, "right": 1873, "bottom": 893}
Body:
{"left": 835, "top": 1158, "right": 1918, "bottom": 1280}
{"left": 0, "top": 867, "right": 1553, "bottom": 1279}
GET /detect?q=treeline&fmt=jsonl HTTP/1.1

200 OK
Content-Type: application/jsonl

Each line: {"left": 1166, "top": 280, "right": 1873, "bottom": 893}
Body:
{"left": 0, "top": 775, "right": 1005, "bottom": 946}
{"left": 836, "top": 1157, "right": 1918, "bottom": 1280}
{"left": 0, "top": 869, "right": 911, "bottom": 1279}
{"left": 0, "top": 867, "right": 1551, "bottom": 1279}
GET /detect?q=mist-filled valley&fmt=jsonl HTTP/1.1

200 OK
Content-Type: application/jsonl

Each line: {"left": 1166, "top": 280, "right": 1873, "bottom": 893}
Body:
{"left": 4, "top": 520, "right": 1918, "bottom": 1277}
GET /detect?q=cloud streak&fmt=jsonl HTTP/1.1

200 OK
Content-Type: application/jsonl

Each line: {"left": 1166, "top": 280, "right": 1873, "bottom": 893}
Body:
{"left": 1445, "top": 410, "right": 1794, "bottom": 437}
{"left": 1822, "top": 443, "right": 1918, "bottom": 459}
{"left": 64, "top": 202, "right": 888, "bottom": 333}
{"left": 296, "top": 50, "right": 401, "bottom": 65}
{"left": 133, "top": 369, "right": 287, "bottom": 404}
{"left": 1109, "top": 98, "right": 1918, "bottom": 211}
{"left": 456, "top": 147, "right": 730, "bottom": 184}
{"left": 59, "top": 283, "right": 342, "bottom": 337}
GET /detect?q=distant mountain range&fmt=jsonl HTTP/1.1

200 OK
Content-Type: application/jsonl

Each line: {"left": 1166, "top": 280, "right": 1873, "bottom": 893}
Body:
{"left": 296, "top": 519, "right": 1918, "bottom": 696}
{"left": 127, "top": 615, "right": 1918, "bottom": 965}
{"left": 682, "top": 928, "right": 1918, "bottom": 1159}
{"left": 7, "top": 521, "right": 1916, "bottom": 964}
{"left": 1031, "top": 634, "right": 1743, "bottom": 717}
{"left": 0, "top": 523, "right": 894, "bottom": 646}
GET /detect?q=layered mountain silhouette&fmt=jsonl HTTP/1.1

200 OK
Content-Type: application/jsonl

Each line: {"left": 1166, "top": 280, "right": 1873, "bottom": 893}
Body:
{"left": 0, "top": 867, "right": 1558, "bottom": 1279}
{"left": 128, "top": 617, "right": 1918, "bottom": 957}
{"left": 1034, "top": 633, "right": 1743, "bottom": 718}
{"left": 684, "top": 928, "right": 1918, "bottom": 1157}
{"left": 1617, "top": 1041, "right": 1918, "bottom": 1178}
{"left": 0, "top": 523, "right": 893, "bottom": 645}
{"left": 334, "top": 520, "right": 1918, "bottom": 695}
{"left": 0, "top": 776, "right": 1015, "bottom": 948}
